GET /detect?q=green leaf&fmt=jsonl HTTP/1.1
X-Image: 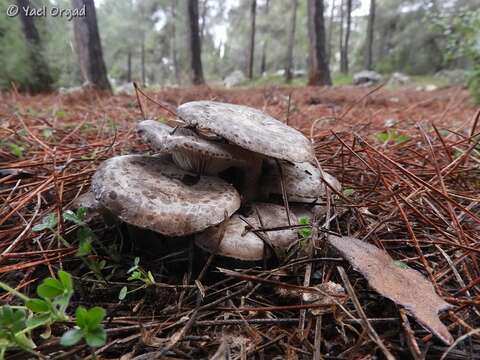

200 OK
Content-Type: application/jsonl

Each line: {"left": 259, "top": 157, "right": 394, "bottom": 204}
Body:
{"left": 85, "top": 307, "right": 106, "bottom": 329}
{"left": 343, "top": 188, "right": 355, "bottom": 197}
{"left": 128, "top": 271, "right": 142, "bottom": 281}
{"left": 37, "top": 278, "right": 64, "bottom": 299}
{"left": 76, "top": 238, "right": 92, "bottom": 257}
{"left": 63, "top": 210, "right": 83, "bottom": 225}
{"left": 299, "top": 217, "right": 310, "bottom": 225}
{"left": 76, "top": 226, "right": 94, "bottom": 242}
{"left": 75, "top": 306, "right": 88, "bottom": 329}
{"left": 8, "top": 143, "right": 25, "bottom": 158}
{"left": 13, "top": 332, "right": 36, "bottom": 350}
{"left": 118, "top": 286, "right": 127, "bottom": 300}
{"left": 147, "top": 271, "right": 155, "bottom": 284}
{"left": 55, "top": 109, "right": 67, "bottom": 118}
{"left": 32, "top": 213, "right": 57, "bottom": 232}
{"left": 394, "top": 134, "right": 410, "bottom": 144}
{"left": 376, "top": 131, "right": 389, "bottom": 143}
{"left": 26, "top": 299, "right": 49, "bottom": 313}
{"left": 57, "top": 271, "right": 73, "bottom": 293}
{"left": 84, "top": 327, "right": 107, "bottom": 348}
{"left": 26, "top": 313, "right": 50, "bottom": 329}
{"left": 60, "top": 328, "right": 83, "bottom": 347}
{"left": 0, "top": 306, "right": 27, "bottom": 333}
{"left": 76, "top": 207, "right": 87, "bottom": 222}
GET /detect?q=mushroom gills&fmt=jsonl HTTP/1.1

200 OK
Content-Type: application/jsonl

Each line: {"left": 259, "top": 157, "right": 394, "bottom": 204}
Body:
{"left": 137, "top": 119, "right": 262, "bottom": 199}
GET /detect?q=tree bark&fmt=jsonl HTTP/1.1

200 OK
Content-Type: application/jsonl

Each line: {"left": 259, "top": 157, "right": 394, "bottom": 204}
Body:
{"left": 338, "top": 0, "right": 344, "bottom": 69}
{"left": 246, "top": 0, "right": 257, "bottom": 79}
{"left": 72, "top": 0, "right": 111, "bottom": 91}
{"left": 307, "top": 0, "right": 332, "bottom": 86}
{"left": 171, "top": 0, "right": 181, "bottom": 85}
{"left": 139, "top": 2, "right": 146, "bottom": 86}
{"left": 326, "top": 0, "right": 335, "bottom": 64}
{"left": 285, "top": 0, "right": 298, "bottom": 82}
{"left": 364, "top": 0, "right": 376, "bottom": 70}
{"left": 127, "top": 49, "right": 132, "bottom": 83}
{"left": 187, "top": 0, "right": 205, "bottom": 85}
{"left": 141, "top": 38, "right": 146, "bottom": 86}
{"left": 260, "top": 0, "right": 269, "bottom": 75}
{"left": 340, "top": 0, "right": 352, "bottom": 73}
{"left": 17, "top": 0, "right": 53, "bottom": 92}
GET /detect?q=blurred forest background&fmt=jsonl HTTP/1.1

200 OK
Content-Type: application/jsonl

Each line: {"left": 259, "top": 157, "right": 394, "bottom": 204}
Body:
{"left": 2, "top": 0, "right": 480, "bottom": 100}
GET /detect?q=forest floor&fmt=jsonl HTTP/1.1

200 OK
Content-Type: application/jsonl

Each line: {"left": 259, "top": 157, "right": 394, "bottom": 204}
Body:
{"left": 0, "top": 85, "right": 479, "bottom": 359}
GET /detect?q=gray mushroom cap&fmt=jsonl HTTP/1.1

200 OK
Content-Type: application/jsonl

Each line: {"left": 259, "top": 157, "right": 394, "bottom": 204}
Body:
{"left": 137, "top": 120, "right": 261, "bottom": 176}
{"left": 260, "top": 159, "right": 341, "bottom": 201}
{"left": 177, "top": 101, "right": 314, "bottom": 163}
{"left": 91, "top": 155, "right": 241, "bottom": 236}
{"left": 195, "top": 203, "right": 298, "bottom": 261}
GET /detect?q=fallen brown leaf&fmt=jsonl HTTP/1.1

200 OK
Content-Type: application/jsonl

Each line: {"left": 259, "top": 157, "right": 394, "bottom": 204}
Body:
{"left": 328, "top": 235, "right": 454, "bottom": 345}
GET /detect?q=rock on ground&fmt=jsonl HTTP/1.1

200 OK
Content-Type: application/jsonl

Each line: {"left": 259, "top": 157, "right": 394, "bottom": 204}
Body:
{"left": 387, "top": 72, "right": 410, "bottom": 86}
{"left": 353, "top": 70, "right": 382, "bottom": 86}
{"left": 224, "top": 70, "right": 246, "bottom": 88}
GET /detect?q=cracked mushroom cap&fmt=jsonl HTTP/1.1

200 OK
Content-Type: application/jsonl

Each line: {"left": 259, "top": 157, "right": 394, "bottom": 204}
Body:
{"left": 260, "top": 159, "right": 341, "bottom": 201}
{"left": 137, "top": 120, "right": 260, "bottom": 176}
{"left": 91, "top": 155, "right": 241, "bottom": 236}
{"left": 177, "top": 101, "right": 314, "bottom": 163}
{"left": 195, "top": 203, "right": 298, "bottom": 261}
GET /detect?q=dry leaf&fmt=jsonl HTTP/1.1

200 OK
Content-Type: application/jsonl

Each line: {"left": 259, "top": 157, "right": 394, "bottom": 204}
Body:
{"left": 328, "top": 235, "right": 454, "bottom": 345}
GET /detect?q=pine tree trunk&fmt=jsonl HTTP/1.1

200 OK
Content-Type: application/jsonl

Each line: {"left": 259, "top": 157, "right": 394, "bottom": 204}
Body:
{"left": 247, "top": 0, "right": 257, "bottom": 79}
{"left": 364, "top": 0, "right": 375, "bottom": 70}
{"left": 171, "top": 0, "right": 181, "bottom": 85}
{"left": 17, "top": 0, "right": 53, "bottom": 93}
{"left": 260, "top": 0, "right": 270, "bottom": 75}
{"left": 141, "top": 38, "right": 146, "bottom": 86}
{"left": 340, "top": 0, "right": 352, "bottom": 73}
{"left": 140, "top": 2, "right": 146, "bottom": 86}
{"left": 339, "top": 0, "right": 344, "bottom": 70}
{"left": 127, "top": 49, "right": 132, "bottom": 83}
{"left": 307, "top": 0, "right": 332, "bottom": 86}
{"left": 72, "top": 0, "right": 111, "bottom": 91}
{"left": 187, "top": 0, "right": 205, "bottom": 85}
{"left": 326, "top": 0, "right": 336, "bottom": 64}
{"left": 285, "top": 0, "right": 298, "bottom": 82}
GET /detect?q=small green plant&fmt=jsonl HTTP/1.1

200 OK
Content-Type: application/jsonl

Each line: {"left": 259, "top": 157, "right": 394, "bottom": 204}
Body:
{"left": 343, "top": 188, "right": 355, "bottom": 197}
{"left": 33, "top": 208, "right": 106, "bottom": 280}
{"left": 375, "top": 129, "right": 410, "bottom": 145}
{"left": 0, "top": 307, "right": 35, "bottom": 358}
{"left": 298, "top": 217, "right": 312, "bottom": 240}
{"left": 118, "top": 257, "right": 156, "bottom": 300}
{"left": 60, "top": 306, "right": 106, "bottom": 348}
{"left": 0, "top": 271, "right": 107, "bottom": 358}
{"left": 0, "top": 141, "right": 26, "bottom": 158}
{"left": 54, "top": 109, "right": 67, "bottom": 118}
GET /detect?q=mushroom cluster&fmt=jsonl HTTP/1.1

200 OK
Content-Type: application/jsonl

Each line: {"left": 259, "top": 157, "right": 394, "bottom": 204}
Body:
{"left": 89, "top": 101, "right": 340, "bottom": 261}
